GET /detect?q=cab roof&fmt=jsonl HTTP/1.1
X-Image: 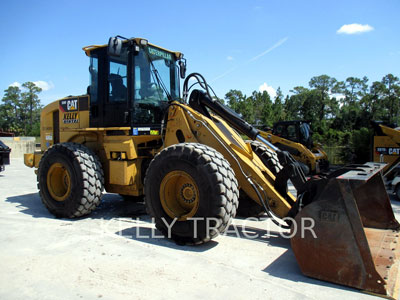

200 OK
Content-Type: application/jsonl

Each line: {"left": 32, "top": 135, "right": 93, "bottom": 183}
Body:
{"left": 82, "top": 37, "right": 183, "bottom": 60}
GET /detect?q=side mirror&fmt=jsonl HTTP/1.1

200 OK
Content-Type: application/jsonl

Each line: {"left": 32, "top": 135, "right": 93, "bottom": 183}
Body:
{"left": 179, "top": 58, "right": 187, "bottom": 79}
{"left": 108, "top": 37, "right": 123, "bottom": 57}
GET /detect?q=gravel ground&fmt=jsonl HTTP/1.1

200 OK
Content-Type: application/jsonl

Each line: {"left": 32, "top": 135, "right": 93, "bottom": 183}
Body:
{"left": 0, "top": 159, "right": 399, "bottom": 300}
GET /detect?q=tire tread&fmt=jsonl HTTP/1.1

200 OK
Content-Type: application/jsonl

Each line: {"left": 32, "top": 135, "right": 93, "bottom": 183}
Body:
{"left": 145, "top": 143, "right": 239, "bottom": 245}
{"left": 38, "top": 142, "right": 104, "bottom": 218}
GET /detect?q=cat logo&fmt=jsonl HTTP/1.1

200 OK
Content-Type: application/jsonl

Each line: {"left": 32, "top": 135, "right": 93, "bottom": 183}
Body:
{"left": 388, "top": 148, "right": 400, "bottom": 155}
{"left": 376, "top": 147, "right": 400, "bottom": 156}
{"left": 59, "top": 98, "right": 78, "bottom": 112}
{"left": 67, "top": 99, "right": 78, "bottom": 111}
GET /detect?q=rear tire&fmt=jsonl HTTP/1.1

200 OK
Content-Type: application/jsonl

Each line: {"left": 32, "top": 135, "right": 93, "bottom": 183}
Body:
{"left": 145, "top": 143, "right": 239, "bottom": 245}
{"left": 37, "top": 143, "right": 104, "bottom": 218}
{"left": 249, "top": 140, "right": 282, "bottom": 175}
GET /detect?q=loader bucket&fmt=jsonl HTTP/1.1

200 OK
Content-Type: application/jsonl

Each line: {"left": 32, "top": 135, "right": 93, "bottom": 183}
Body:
{"left": 291, "top": 163, "right": 400, "bottom": 299}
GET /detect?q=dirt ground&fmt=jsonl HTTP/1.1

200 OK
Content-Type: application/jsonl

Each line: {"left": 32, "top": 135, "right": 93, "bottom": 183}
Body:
{"left": 1, "top": 159, "right": 399, "bottom": 300}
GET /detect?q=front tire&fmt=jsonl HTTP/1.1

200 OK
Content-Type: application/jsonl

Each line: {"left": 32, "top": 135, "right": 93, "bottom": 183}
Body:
{"left": 236, "top": 140, "right": 282, "bottom": 217}
{"left": 37, "top": 143, "right": 104, "bottom": 218}
{"left": 144, "top": 143, "right": 239, "bottom": 245}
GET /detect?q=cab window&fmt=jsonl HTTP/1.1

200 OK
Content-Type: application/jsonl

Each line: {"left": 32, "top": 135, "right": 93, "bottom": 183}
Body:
{"left": 275, "top": 125, "right": 284, "bottom": 136}
{"left": 108, "top": 48, "right": 127, "bottom": 103}
{"left": 132, "top": 48, "right": 172, "bottom": 125}
{"left": 89, "top": 56, "right": 98, "bottom": 103}
{"left": 299, "top": 123, "right": 310, "bottom": 142}
{"left": 286, "top": 125, "right": 297, "bottom": 141}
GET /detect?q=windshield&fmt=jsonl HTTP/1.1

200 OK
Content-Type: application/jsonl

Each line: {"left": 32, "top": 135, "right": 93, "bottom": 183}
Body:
{"left": 299, "top": 123, "right": 310, "bottom": 141}
{"left": 134, "top": 46, "right": 179, "bottom": 102}
{"left": 132, "top": 45, "right": 179, "bottom": 125}
{"left": 299, "top": 122, "right": 313, "bottom": 148}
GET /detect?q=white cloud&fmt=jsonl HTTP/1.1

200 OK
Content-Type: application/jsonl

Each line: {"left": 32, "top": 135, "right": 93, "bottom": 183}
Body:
{"left": 9, "top": 82, "right": 21, "bottom": 88}
{"left": 259, "top": 83, "right": 276, "bottom": 98}
{"left": 33, "top": 80, "right": 54, "bottom": 91}
{"left": 8, "top": 80, "right": 54, "bottom": 91}
{"left": 227, "top": 56, "right": 234, "bottom": 61}
{"left": 330, "top": 93, "right": 345, "bottom": 101}
{"left": 337, "top": 23, "right": 374, "bottom": 35}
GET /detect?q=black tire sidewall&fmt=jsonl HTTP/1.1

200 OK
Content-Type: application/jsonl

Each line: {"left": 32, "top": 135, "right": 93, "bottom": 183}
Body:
{"left": 249, "top": 140, "right": 282, "bottom": 175}
{"left": 145, "top": 144, "right": 238, "bottom": 243}
{"left": 38, "top": 146, "right": 84, "bottom": 217}
{"left": 146, "top": 156, "right": 217, "bottom": 241}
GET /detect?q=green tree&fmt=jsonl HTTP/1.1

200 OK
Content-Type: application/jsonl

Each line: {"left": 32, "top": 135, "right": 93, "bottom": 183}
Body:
{"left": 21, "top": 82, "right": 42, "bottom": 135}
{"left": 381, "top": 74, "right": 400, "bottom": 123}
{"left": 0, "top": 86, "right": 22, "bottom": 133}
{"left": 330, "top": 76, "right": 369, "bottom": 131}
{"left": 0, "top": 82, "right": 42, "bottom": 136}
{"left": 252, "top": 91, "right": 272, "bottom": 126}
{"left": 271, "top": 87, "right": 285, "bottom": 123}
{"left": 309, "top": 75, "right": 337, "bottom": 121}
{"left": 360, "top": 82, "right": 380, "bottom": 120}
{"left": 223, "top": 73, "right": 399, "bottom": 164}
{"left": 285, "top": 86, "right": 308, "bottom": 120}
{"left": 225, "top": 89, "right": 246, "bottom": 113}
{"left": 335, "top": 76, "right": 369, "bottom": 105}
{"left": 301, "top": 89, "right": 321, "bottom": 122}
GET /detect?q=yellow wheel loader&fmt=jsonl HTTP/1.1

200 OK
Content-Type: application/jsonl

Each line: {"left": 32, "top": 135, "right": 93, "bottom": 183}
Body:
{"left": 258, "top": 121, "right": 329, "bottom": 175}
{"left": 24, "top": 36, "right": 400, "bottom": 298}
{"left": 372, "top": 121, "right": 400, "bottom": 201}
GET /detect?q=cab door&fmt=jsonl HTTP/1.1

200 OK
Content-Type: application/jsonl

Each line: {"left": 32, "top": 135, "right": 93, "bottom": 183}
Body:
{"left": 103, "top": 46, "right": 131, "bottom": 127}
{"left": 88, "top": 46, "right": 131, "bottom": 128}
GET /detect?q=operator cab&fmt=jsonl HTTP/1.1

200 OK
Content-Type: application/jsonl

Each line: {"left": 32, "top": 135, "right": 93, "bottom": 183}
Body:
{"left": 84, "top": 37, "right": 186, "bottom": 134}
{"left": 273, "top": 121, "right": 313, "bottom": 149}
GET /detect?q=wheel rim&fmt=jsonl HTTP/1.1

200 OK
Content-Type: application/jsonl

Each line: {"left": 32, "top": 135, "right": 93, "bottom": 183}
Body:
{"left": 160, "top": 170, "right": 199, "bottom": 220}
{"left": 47, "top": 162, "right": 71, "bottom": 202}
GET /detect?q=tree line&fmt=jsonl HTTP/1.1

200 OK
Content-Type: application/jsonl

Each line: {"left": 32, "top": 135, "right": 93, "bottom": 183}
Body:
{"left": 1, "top": 74, "right": 399, "bottom": 163}
{"left": 224, "top": 74, "right": 400, "bottom": 163}
{"left": 0, "top": 83, "right": 42, "bottom": 136}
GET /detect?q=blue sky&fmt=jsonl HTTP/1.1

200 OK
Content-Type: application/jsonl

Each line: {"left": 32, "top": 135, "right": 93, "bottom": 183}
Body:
{"left": 0, "top": 0, "right": 399, "bottom": 105}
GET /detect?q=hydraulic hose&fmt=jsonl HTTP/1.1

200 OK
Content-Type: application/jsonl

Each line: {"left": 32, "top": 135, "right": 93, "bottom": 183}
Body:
{"left": 189, "top": 90, "right": 259, "bottom": 140}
